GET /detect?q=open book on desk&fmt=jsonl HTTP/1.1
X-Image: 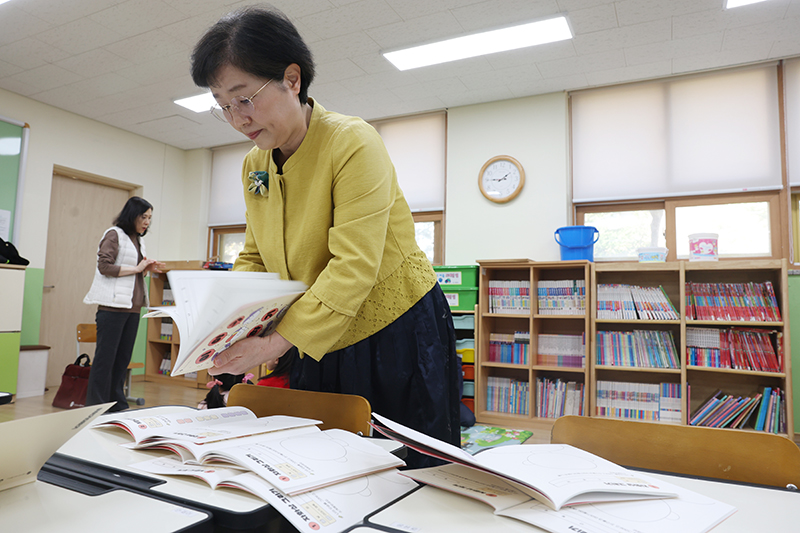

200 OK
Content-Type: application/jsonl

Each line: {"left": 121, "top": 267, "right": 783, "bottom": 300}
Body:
{"left": 143, "top": 270, "right": 306, "bottom": 376}
{"left": 404, "top": 463, "right": 735, "bottom": 533}
{"left": 132, "top": 457, "right": 417, "bottom": 533}
{"left": 94, "top": 405, "right": 319, "bottom": 449}
{"left": 371, "top": 413, "right": 677, "bottom": 511}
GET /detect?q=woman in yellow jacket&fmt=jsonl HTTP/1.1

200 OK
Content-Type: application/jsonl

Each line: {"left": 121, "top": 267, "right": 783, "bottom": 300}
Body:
{"left": 192, "top": 6, "right": 460, "bottom": 466}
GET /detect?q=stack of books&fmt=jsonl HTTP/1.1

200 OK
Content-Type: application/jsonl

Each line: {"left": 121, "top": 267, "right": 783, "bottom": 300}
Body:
{"left": 596, "top": 380, "right": 681, "bottom": 423}
{"left": 537, "top": 333, "right": 585, "bottom": 367}
{"left": 98, "top": 407, "right": 415, "bottom": 533}
{"left": 689, "top": 387, "right": 785, "bottom": 433}
{"left": 685, "top": 281, "right": 782, "bottom": 322}
{"left": 685, "top": 327, "right": 782, "bottom": 372}
{"left": 488, "top": 331, "right": 530, "bottom": 364}
{"left": 485, "top": 376, "right": 530, "bottom": 415}
{"left": 487, "top": 280, "right": 531, "bottom": 314}
{"left": 536, "top": 279, "right": 586, "bottom": 315}
{"left": 596, "top": 284, "right": 679, "bottom": 320}
{"left": 596, "top": 329, "right": 679, "bottom": 369}
{"left": 535, "top": 377, "right": 584, "bottom": 418}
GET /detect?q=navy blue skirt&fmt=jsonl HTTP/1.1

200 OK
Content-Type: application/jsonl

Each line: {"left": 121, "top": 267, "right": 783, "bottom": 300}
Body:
{"left": 290, "top": 284, "right": 461, "bottom": 468}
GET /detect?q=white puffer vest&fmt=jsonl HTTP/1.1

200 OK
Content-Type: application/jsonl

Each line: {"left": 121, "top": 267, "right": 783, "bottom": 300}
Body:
{"left": 83, "top": 226, "right": 149, "bottom": 309}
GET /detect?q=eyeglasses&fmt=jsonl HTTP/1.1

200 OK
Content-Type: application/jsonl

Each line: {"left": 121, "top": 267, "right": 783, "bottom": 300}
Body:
{"left": 210, "top": 79, "right": 272, "bottom": 123}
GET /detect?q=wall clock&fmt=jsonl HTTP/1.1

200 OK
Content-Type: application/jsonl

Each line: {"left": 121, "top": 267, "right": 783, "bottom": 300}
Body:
{"left": 478, "top": 155, "right": 525, "bottom": 203}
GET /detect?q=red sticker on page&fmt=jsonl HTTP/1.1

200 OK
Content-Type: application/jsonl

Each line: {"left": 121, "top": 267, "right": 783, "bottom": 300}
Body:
{"left": 279, "top": 476, "right": 290, "bottom": 482}
{"left": 262, "top": 308, "right": 279, "bottom": 321}
{"left": 309, "top": 523, "right": 320, "bottom": 530}
{"left": 227, "top": 316, "right": 245, "bottom": 329}
{"left": 208, "top": 332, "right": 227, "bottom": 346}
{"left": 247, "top": 324, "right": 264, "bottom": 338}
{"left": 196, "top": 350, "right": 215, "bottom": 364}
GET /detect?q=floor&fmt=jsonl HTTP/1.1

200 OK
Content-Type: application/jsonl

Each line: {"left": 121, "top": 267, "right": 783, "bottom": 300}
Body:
{"left": 0, "top": 379, "right": 208, "bottom": 424}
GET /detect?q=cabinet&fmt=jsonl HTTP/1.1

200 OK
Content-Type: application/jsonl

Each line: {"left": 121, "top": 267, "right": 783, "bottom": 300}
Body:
{"left": 144, "top": 260, "right": 208, "bottom": 388}
{"left": 591, "top": 259, "right": 792, "bottom": 436}
{"left": 0, "top": 264, "right": 25, "bottom": 394}
{"left": 475, "top": 260, "right": 591, "bottom": 432}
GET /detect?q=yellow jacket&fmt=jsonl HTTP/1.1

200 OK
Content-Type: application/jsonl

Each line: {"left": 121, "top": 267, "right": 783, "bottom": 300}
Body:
{"left": 234, "top": 99, "right": 436, "bottom": 360}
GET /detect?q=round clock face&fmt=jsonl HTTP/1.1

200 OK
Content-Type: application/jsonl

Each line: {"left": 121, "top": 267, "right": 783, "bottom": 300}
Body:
{"left": 479, "top": 156, "right": 525, "bottom": 203}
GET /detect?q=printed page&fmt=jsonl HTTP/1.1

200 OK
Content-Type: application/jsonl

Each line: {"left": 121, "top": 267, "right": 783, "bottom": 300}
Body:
{"left": 131, "top": 456, "right": 246, "bottom": 488}
{"left": 404, "top": 464, "right": 735, "bottom": 533}
{"left": 371, "top": 413, "right": 675, "bottom": 510}
{"left": 94, "top": 407, "right": 318, "bottom": 446}
{"left": 206, "top": 428, "right": 405, "bottom": 495}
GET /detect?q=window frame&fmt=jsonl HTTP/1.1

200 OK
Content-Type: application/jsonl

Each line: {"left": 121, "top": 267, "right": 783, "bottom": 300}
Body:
{"left": 413, "top": 210, "right": 444, "bottom": 265}
{"left": 208, "top": 224, "right": 246, "bottom": 263}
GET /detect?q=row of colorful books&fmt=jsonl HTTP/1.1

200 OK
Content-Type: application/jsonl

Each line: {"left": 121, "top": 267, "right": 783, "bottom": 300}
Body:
{"left": 595, "top": 329, "right": 679, "bottom": 369}
{"left": 689, "top": 387, "right": 785, "bottom": 433}
{"left": 537, "top": 279, "right": 586, "bottom": 315}
{"left": 535, "top": 378, "right": 584, "bottom": 418}
{"left": 596, "top": 284, "right": 679, "bottom": 320}
{"left": 537, "top": 333, "right": 585, "bottom": 368}
{"left": 487, "top": 280, "right": 531, "bottom": 314}
{"left": 685, "top": 281, "right": 781, "bottom": 322}
{"left": 485, "top": 376, "right": 530, "bottom": 415}
{"left": 488, "top": 332, "right": 530, "bottom": 365}
{"left": 685, "top": 326, "right": 783, "bottom": 373}
{"left": 595, "top": 380, "right": 681, "bottom": 423}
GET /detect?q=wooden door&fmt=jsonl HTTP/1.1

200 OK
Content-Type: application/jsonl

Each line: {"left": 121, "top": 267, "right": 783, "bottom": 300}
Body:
{"left": 40, "top": 174, "right": 130, "bottom": 387}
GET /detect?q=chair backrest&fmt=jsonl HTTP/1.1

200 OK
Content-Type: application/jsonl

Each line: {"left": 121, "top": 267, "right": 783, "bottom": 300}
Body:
{"left": 76, "top": 323, "right": 97, "bottom": 358}
{"left": 227, "top": 384, "right": 373, "bottom": 435}
{"left": 551, "top": 415, "right": 800, "bottom": 488}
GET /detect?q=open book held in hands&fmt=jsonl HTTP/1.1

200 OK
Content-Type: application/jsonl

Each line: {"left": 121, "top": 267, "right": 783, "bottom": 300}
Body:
{"left": 143, "top": 270, "right": 306, "bottom": 376}
{"left": 371, "top": 413, "right": 678, "bottom": 511}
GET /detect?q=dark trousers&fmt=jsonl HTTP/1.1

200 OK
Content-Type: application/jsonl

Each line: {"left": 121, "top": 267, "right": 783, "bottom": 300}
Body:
{"left": 86, "top": 310, "right": 138, "bottom": 412}
{"left": 291, "top": 285, "right": 461, "bottom": 468}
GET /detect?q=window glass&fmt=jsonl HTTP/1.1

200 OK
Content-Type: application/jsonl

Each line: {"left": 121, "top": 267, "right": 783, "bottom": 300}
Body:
{"left": 219, "top": 232, "right": 245, "bottom": 264}
{"left": 675, "top": 202, "right": 770, "bottom": 258}
{"left": 415, "top": 221, "right": 435, "bottom": 263}
{"left": 584, "top": 210, "right": 666, "bottom": 260}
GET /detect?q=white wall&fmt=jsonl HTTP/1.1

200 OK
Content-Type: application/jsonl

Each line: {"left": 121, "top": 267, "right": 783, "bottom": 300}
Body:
{"left": 445, "top": 92, "right": 570, "bottom": 264}
{"left": 0, "top": 87, "right": 210, "bottom": 268}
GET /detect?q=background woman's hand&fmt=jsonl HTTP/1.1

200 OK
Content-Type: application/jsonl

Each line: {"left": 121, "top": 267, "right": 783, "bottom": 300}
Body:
{"left": 137, "top": 258, "right": 165, "bottom": 273}
{"left": 210, "top": 332, "right": 293, "bottom": 376}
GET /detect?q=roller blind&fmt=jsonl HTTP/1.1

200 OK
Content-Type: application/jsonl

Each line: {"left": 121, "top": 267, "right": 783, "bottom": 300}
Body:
{"left": 785, "top": 58, "right": 800, "bottom": 187}
{"left": 572, "top": 64, "right": 782, "bottom": 203}
{"left": 208, "top": 142, "right": 252, "bottom": 226}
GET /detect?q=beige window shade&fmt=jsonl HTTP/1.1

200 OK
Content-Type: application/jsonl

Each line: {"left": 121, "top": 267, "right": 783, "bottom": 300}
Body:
{"left": 572, "top": 64, "right": 782, "bottom": 203}
{"left": 372, "top": 112, "right": 446, "bottom": 212}
{"left": 208, "top": 143, "right": 252, "bottom": 226}
{"left": 785, "top": 58, "right": 800, "bottom": 187}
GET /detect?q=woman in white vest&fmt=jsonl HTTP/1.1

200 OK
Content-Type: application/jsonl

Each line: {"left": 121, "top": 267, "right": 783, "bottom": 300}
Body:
{"left": 84, "top": 197, "right": 164, "bottom": 411}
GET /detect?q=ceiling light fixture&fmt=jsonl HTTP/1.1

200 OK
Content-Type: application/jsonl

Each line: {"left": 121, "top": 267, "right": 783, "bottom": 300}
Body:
{"left": 383, "top": 16, "right": 572, "bottom": 71}
{"left": 174, "top": 92, "right": 216, "bottom": 113}
{"left": 725, "top": 0, "right": 769, "bottom": 8}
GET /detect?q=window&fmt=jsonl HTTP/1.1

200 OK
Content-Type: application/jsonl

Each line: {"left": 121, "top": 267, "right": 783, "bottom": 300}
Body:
{"left": 577, "top": 191, "right": 781, "bottom": 261}
{"left": 208, "top": 225, "right": 245, "bottom": 265}
{"left": 413, "top": 211, "right": 444, "bottom": 265}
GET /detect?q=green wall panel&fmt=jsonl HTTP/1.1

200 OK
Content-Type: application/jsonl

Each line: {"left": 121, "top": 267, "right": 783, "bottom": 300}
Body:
{"left": 0, "top": 332, "right": 20, "bottom": 394}
{"left": 21, "top": 267, "right": 43, "bottom": 346}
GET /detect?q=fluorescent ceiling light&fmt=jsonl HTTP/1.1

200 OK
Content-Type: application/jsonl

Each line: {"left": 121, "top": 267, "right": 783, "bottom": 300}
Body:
{"left": 174, "top": 92, "right": 216, "bottom": 113}
{"left": 726, "top": 0, "right": 769, "bottom": 8}
{"left": 383, "top": 16, "right": 572, "bottom": 71}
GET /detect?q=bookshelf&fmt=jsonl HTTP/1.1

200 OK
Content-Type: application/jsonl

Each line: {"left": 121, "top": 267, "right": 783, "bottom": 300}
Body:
{"left": 591, "top": 259, "right": 792, "bottom": 437}
{"left": 475, "top": 260, "right": 591, "bottom": 432}
{"left": 144, "top": 260, "right": 208, "bottom": 389}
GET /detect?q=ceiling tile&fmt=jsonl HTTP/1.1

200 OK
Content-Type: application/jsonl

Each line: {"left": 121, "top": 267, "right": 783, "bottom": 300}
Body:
{"left": 15, "top": 0, "right": 127, "bottom": 25}
{"left": 0, "top": 5, "right": 52, "bottom": 47}
{"left": 615, "top": 0, "right": 718, "bottom": 26}
{"left": 572, "top": 18, "right": 671, "bottom": 55}
{"left": 537, "top": 49, "right": 627, "bottom": 79}
{"left": 12, "top": 63, "right": 84, "bottom": 93}
{"left": 450, "top": 0, "right": 561, "bottom": 33}
{"left": 0, "top": 38, "right": 71, "bottom": 70}
{"left": 89, "top": 0, "right": 188, "bottom": 38}
{"left": 299, "top": 0, "right": 401, "bottom": 40}
{"left": 625, "top": 32, "right": 724, "bottom": 66}
{"left": 55, "top": 48, "right": 135, "bottom": 78}
{"left": 365, "top": 11, "right": 464, "bottom": 50}
{"left": 566, "top": 4, "right": 619, "bottom": 35}
{"left": 310, "top": 32, "right": 383, "bottom": 65}
{"left": 36, "top": 17, "right": 123, "bottom": 55}
{"left": 315, "top": 59, "right": 368, "bottom": 83}
{"left": 585, "top": 59, "right": 672, "bottom": 87}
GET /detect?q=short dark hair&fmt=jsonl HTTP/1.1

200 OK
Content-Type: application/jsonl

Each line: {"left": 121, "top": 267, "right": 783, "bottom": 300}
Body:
{"left": 191, "top": 5, "right": 315, "bottom": 103}
{"left": 114, "top": 197, "right": 153, "bottom": 236}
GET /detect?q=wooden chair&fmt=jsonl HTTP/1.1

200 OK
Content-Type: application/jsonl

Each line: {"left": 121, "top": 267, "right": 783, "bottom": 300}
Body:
{"left": 227, "top": 384, "right": 372, "bottom": 435}
{"left": 551, "top": 415, "right": 800, "bottom": 488}
{"left": 76, "top": 323, "right": 145, "bottom": 406}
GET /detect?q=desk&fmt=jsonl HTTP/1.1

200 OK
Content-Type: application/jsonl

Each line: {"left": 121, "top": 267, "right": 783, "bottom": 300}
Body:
{"left": 1, "top": 479, "right": 212, "bottom": 533}
{"left": 46, "top": 404, "right": 405, "bottom": 532}
{"left": 366, "top": 471, "right": 800, "bottom": 532}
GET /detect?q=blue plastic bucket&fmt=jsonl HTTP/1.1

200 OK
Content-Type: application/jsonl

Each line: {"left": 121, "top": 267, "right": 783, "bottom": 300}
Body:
{"left": 554, "top": 226, "right": 599, "bottom": 261}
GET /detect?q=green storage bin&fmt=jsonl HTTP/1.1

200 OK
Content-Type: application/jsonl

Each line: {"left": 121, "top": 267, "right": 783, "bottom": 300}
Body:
{"left": 434, "top": 265, "right": 478, "bottom": 287}
{"left": 443, "top": 286, "right": 478, "bottom": 311}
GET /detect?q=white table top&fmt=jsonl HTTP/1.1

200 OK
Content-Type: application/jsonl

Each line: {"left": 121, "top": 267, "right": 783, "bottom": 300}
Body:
{"left": 367, "top": 469, "right": 800, "bottom": 533}
{"left": 1, "top": 480, "right": 210, "bottom": 533}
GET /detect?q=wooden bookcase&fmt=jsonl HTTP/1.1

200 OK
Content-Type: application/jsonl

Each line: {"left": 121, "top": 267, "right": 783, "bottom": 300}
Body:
{"left": 475, "top": 260, "right": 592, "bottom": 433}
{"left": 145, "top": 260, "right": 208, "bottom": 389}
{"left": 474, "top": 259, "right": 793, "bottom": 437}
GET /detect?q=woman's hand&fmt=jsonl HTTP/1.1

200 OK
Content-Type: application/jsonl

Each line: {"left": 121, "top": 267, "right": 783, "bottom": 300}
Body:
{"left": 210, "top": 332, "right": 293, "bottom": 376}
{"left": 137, "top": 258, "right": 165, "bottom": 273}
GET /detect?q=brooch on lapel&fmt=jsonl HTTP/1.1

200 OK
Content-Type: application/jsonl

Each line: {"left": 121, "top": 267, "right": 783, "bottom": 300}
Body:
{"left": 248, "top": 171, "right": 268, "bottom": 196}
